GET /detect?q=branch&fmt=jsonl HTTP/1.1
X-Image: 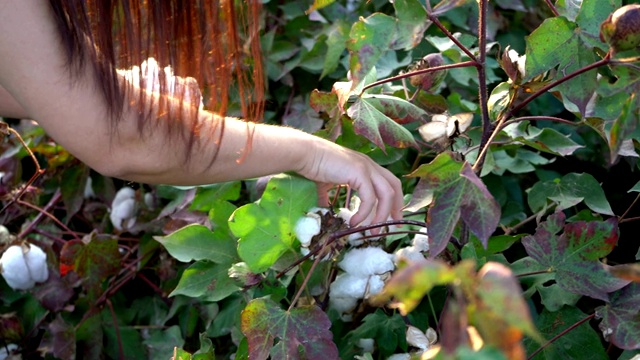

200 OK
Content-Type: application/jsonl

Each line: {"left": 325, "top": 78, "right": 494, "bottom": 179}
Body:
{"left": 499, "top": 116, "right": 579, "bottom": 130}
{"left": 362, "top": 61, "right": 476, "bottom": 92}
{"left": 543, "top": 0, "right": 560, "bottom": 17}
{"left": 15, "top": 198, "right": 81, "bottom": 241}
{"left": 474, "top": 0, "right": 491, "bottom": 173}
{"left": 427, "top": 13, "right": 478, "bottom": 63}
{"left": 527, "top": 313, "right": 596, "bottom": 360}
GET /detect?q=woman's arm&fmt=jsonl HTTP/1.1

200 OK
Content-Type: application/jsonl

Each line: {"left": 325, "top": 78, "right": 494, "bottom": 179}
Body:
{"left": 0, "top": 0, "right": 403, "bottom": 225}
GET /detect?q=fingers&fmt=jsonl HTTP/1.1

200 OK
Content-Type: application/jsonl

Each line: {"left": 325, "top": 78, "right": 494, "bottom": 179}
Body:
{"left": 349, "top": 163, "right": 404, "bottom": 229}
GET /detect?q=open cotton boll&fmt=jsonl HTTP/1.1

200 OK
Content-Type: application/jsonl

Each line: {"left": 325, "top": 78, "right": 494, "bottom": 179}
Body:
{"left": 110, "top": 198, "right": 137, "bottom": 231}
{"left": 366, "top": 274, "right": 385, "bottom": 296}
{"left": 293, "top": 213, "right": 321, "bottom": 247}
{"left": 330, "top": 273, "right": 369, "bottom": 299}
{"left": 412, "top": 228, "right": 429, "bottom": 252}
{"left": 329, "top": 295, "right": 359, "bottom": 315}
{"left": 112, "top": 187, "right": 136, "bottom": 208}
{"left": 338, "top": 247, "right": 394, "bottom": 277}
{"left": 24, "top": 244, "right": 48, "bottom": 283}
{"left": 357, "top": 338, "right": 375, "bottom": 353}
{"left": 394, "top": 246, "right": 426, "bottom": 265}
{"left": 0, "top": 245, "right": 35, "bottom": 290}
{"left": 387, "top": 354, "right": 411, "bottom": 360}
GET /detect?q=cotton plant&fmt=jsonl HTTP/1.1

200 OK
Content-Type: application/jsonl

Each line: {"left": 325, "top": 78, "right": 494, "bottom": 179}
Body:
{"left": 0, "top": 242, "right": 49, "bottom": 290}
{"left": 293, "top": 207, "right": 328, "bottom": 257}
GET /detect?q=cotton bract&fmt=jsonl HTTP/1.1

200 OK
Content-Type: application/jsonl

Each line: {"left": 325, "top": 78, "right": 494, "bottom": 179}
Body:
{"left": 0, "top": 244, "right": 49, "bottom": 290}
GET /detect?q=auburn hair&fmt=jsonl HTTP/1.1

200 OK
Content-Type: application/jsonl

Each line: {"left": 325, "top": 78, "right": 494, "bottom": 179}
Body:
{"left": 48, "top": 0, "right": 264, "bottom": 161}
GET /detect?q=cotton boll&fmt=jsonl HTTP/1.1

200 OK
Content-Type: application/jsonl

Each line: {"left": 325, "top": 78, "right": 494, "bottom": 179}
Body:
{"left": 366, "top": 275, "right": 385, "bottom": 296}
{"left": 387, "top": 354, "right": 411, "bottom": 360}
{"left": 293, "top": 213, "right": 321, "bottom": 247}
{"left": 112, "top": 187, "right": 136, "bottom": 207}
{"left": 394, "top": 246, "right": 427, "bottom": 265}
{"left": 110, "top": 198, "right": 136, "bottom": 231}
{"left": 0, "top": 245, "right": 34, "bottom": 290}
{"left": 357, "top": 338, "right": 375, "bottom": 353}
{"left": 330, "top": 273, "right": 369, "bottom": 299}
{"left": 407, "top": 325, "right": 430, "bottom": 351}
{"left": 329, "top": 295, "right": 359, "bottom": 315}
{"left": 308, "top": 207, "right": 329, "bottom": 216}
{"left": 336, "top": 208, "right": 354, "bottom": 223}
{"left": 412, "top": 228, "right": 429, "bottom": 252}
{"left": 24, "top": 244, "right": 48, "bottom": 283}
{"left": 338, "top": 247, "right": 394, "bottom": 277}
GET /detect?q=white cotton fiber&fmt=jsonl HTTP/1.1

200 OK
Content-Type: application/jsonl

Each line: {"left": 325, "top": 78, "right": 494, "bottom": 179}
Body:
{"left": 412, "top": 228, "right": 429, "bottom": 252}
{"left": 294, "top": 213, "right": 321, "bottom": 247}
{"left": 338, "top": 247, "right": 394, "bottom": 277}
{"left": 330, "top": 273, "right": 369, "bottom": 299}
{"left": 329, "top": 295, "right": 359, "bottom": 315}
{"left": 0, "top": 245, "right": 34, "bottom": 290}
{"left": 394, "top": 246, "right": 427, "bottom": 265}
{"left": 24, "top": 244, "right": 48, "bottom": 283}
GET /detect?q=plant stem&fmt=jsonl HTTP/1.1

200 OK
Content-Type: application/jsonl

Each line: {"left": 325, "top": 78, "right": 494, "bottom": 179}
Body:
{"left": 507, "top": 53, "right": 611, "bottom": 118}
{"left": 476, "top": 0, "right": 491, "bottom": 162}
{"left": 16, "top": 198, "right": 81, "bottom": 241}
{"left": 543, "top": 0, "right": 560, "bottom": 17}
{"left": 18, "top": 189, "right": 62, "bottom": 239}
{"left": 619, "top": 193, "right": 640, "bottom": 222}
{"left": 106, "top": 299, "right": 125, "bottom": 360}
{"left": 500, "top": 116, "right": 579, "bottom": 129}
{"left": 515, "top": 269, "right": 551, "bottom": 277}
{"left": 362, "top": 61, "right": 476, "bottom": 93}
{"left": 427, "top": 13, "right": 477, "bottom": 63}
{"left": 527, "top": 313, "right": 596, "bottom": 360}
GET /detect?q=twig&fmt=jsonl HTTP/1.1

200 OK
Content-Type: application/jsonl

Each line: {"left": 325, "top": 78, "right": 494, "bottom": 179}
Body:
{"left": 543, "top": 0, "right": 560, "bottom": 17}
{"left": 106, "top": 299, "right": 125, "bottom": 360}
{"left": 500, "top": 116, "right": 578, "bottom": 130}
{"left": 15, "top": 198, "right": 81, "bottom": 241}
{"left": 17, "top": 189, "right": 63, "bottom": 239}
{"left": 476, "top": 0, "right": 492, "bottom": 162}
{"left": 0, "top": 124, "right": 46, "bottom": 215}
{"left": 527, "top": 313, "right": 595, "bottom": 360}
{"left": 619, "top": 192, "right": 640, "bottom": 222}
{"left": 427, "top": 13, "right": 478, "bottom": 63}
{"left": 362, "top": 61, "right": 476, "bottom": 92}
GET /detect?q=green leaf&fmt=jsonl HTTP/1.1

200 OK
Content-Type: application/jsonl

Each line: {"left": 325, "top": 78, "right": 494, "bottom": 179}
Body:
{"left": 629, "top": 181, "right": 640, "bottom": 193}
{"left": 193, "top": 333, "right": 216, "bottom": 360}
{"left": 502, "top": 122, "right": 583, "bottom": 156}
{"left": 522, "top": 212, "right": 629, "bottom": 301}
{"left": 609, "top": 94, "right": 639, "bottom": 162}
{"left": 347, "top": 310, "right": 408, "bottom": 357}
{"left": 524, "top": 306, "right": 607, "bottom": 360}
{"left": 346, "top": 95, "right": 420, "bottom": 151}
{"left": 527, "top": 172, "right": 614, "bottom": 215}
{"left": 392, "top": 0, "right": 429, "bottom": 50}
{"left": 347, "top": 13, "right": 396, "bottom": 90}
{"left": 230, "top": 175, "right": 317, "bottom": 273}
{"left": 170, "top": 261, "right": 240, "bottom": 302}
{"left": 322, "top": 21, "right": 350, "bottom": 79}
{"left": 524, "top": 16, "right": 600, "bottom": 115}
{"left": 191, "top": 181, "right": 241, "bottom": 212}
{"left": 536, "top": 283, "right": 582, "bottom": 312}
{"left": 407, "top": 154, "right": 501, "bottom": 257}
{"left": 596, "top": 283, "right": 640, "bottom": 350}
{"left": 144, "top": 325, "right": 185, "bottom": 360}
{"left": 154, "top": 224, "right": 238, "bottom": 264}
{"left": 60, "top": 164, "right": 89, "bottom": 220}
{"left": 241, "top": 298, "right": 338, "bottom": 359}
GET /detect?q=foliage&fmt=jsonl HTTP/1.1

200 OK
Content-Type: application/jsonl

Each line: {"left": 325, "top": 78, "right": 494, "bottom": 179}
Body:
{"left": 2, "top": 0, "right": 640, "bottom": 359}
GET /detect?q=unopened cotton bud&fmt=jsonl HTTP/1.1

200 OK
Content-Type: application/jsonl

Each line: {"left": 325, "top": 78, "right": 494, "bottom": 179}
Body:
{"left": 0, "top": 246, "right": 34, "bottom": 290}
{"left": 24, "top": 244, "right": 48, "bottom": 283}
{"left": 294, "top": 212, "right": 322, "bottom": 247}
{"left": 338, "top": 247, "right": 394, "bottom": 277}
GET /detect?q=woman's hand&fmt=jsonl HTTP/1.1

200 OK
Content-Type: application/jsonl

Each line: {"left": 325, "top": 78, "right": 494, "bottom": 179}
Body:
{"left": 297, "top": 136, "right": 404, "bottom": 227}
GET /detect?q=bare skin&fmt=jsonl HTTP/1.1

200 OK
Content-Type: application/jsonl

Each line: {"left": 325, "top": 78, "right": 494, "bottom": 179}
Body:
{"left": 0, "top": 0, "right": 403, "bottom": 226}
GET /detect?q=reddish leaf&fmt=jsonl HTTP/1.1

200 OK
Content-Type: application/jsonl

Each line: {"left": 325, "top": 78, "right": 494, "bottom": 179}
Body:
{"left": 60, "top": 236, "right": 122, "bottom": 297}
{"left": 408, "top": 153, "right": 501, "bottom": 257}
{"left": 596, "top": 283, "right": 640, "bottom": 350}
{"left": 347, "top": 13, "right": 396, "bottom": 90}
{"left": 347, "top": 96, "right": 419, "bottom": 151}
{"left": 47, "top": 314, "right": 76, "bottom": 360}
{"left": 522, "top": 212, "right": 629, "bottom": 301}
{"left": 240, "top": 298, "right": 338, "bottom": 360}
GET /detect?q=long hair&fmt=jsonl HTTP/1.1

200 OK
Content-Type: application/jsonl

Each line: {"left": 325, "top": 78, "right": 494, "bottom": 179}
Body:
{"left": 48, "top": 0, "right": 264, "bottom": 161}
